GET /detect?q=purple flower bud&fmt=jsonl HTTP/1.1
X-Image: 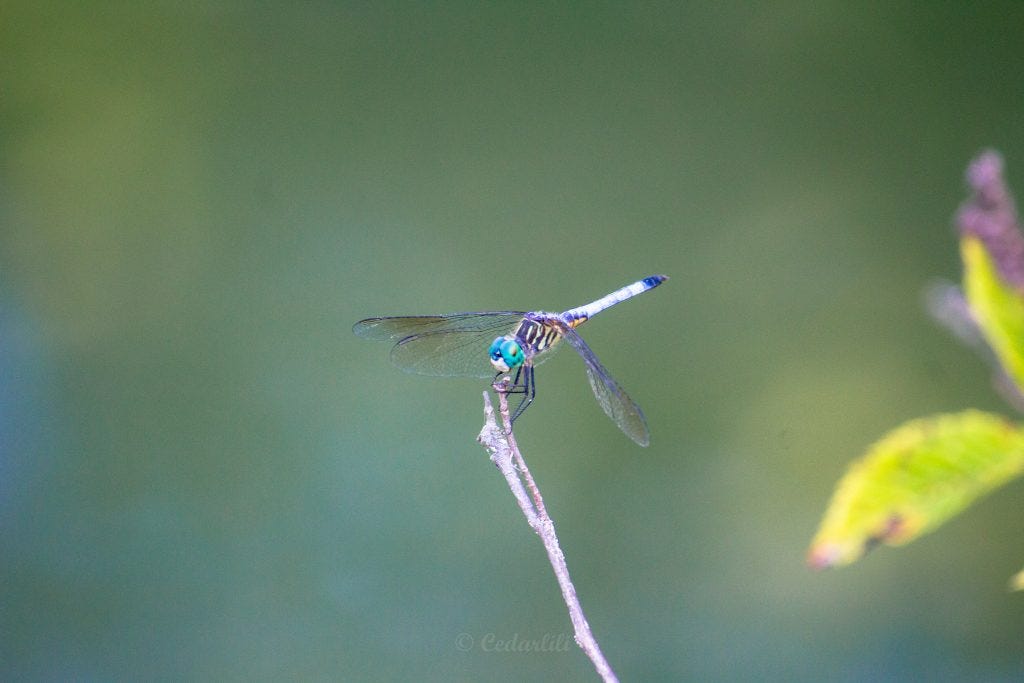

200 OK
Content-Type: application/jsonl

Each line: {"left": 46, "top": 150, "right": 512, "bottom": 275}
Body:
{"left": 956, "top": 150, "right": 1024, "bottom": 290}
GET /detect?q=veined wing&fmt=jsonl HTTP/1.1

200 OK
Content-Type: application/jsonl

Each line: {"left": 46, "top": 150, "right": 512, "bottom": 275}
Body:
{"left": 353, "top": 312, "right": 525, "bottom": 377}
{"left": 354, "top": 313, "right": 525, "bottom": 341}
{"left": 558, "top": 323, "right": 651, "bottom": 446}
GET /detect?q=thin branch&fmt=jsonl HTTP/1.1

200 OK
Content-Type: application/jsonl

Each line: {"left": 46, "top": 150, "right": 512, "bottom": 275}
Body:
{"left": 477, "top": 388, "right": 619, "bottom": 683}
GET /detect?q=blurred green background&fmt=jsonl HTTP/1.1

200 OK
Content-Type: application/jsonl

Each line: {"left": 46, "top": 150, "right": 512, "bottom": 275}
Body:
{"left": 3, "top": 3, "right": 1024, "bottom": 681}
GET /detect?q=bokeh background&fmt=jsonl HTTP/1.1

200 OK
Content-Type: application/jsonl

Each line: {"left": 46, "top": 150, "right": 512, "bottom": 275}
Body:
{"left": 4, "top": 3, "right": 1024, "bottom": 681}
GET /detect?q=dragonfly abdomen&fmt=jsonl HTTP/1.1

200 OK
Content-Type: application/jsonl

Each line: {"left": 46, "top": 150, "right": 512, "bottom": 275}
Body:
{"left": 562, "top": 275, "right": 668, "bottom": 321}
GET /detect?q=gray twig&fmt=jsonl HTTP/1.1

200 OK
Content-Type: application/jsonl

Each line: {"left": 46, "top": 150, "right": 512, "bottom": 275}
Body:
{"left": 477, "top": 387, "right": 619, "bottom": 683}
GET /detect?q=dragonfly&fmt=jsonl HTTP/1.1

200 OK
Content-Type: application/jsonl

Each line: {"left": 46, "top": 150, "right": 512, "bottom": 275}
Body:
{"left": 353, "top": 275, "right": 668, "bottom": 446}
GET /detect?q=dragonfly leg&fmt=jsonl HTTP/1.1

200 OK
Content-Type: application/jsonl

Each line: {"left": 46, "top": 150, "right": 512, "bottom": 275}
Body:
{"left": 492, "top": 364, "right": 535, "bottom": 423}
{"left": 496, "top": 365, "right": 525, "bottom": 392}
{"left": 509, "top": 364, "right": 535, "bottom": 424}
{"left": 494, "top": 367, "right": 525, "bottom": 394}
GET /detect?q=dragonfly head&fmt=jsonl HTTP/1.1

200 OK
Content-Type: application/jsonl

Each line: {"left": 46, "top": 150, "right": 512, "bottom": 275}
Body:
{"left": 488, "top": 336, "right": 524, "bottom": 373}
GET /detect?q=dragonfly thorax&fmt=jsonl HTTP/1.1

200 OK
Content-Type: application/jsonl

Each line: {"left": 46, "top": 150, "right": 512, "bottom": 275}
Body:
{"left": 488, "top": 335, "right": 525, "bottom": 373}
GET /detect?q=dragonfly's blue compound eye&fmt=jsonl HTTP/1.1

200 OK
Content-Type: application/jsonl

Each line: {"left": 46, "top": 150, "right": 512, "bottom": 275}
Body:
{"left": 488, "top": 336, "right": 524, "bottom": 372}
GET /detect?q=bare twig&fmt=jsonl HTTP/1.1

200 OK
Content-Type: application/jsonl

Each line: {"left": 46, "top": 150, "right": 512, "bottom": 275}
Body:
{"left": 477, "top": 388, "right": 619, "bottom": 683}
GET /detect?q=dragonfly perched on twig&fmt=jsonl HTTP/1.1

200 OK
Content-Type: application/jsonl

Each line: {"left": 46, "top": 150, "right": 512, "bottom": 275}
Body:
{"left": 354, "top": 275, "right": 668, "bottom": 446}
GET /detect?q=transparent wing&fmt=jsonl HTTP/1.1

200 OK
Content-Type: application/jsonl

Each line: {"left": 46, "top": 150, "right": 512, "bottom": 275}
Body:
{"left": 558, "top": 323, "right": 651, "bottom": 446}
{"left": 353, "top": 312, "right": 526, "bottom": 377}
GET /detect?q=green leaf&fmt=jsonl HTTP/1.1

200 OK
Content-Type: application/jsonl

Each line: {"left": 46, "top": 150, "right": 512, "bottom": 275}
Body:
{"left": 807, "top": 410, "right": 1024, "bottom": 569}
{"left": 962, "top": 235, "right": 1024, "bottom": 392}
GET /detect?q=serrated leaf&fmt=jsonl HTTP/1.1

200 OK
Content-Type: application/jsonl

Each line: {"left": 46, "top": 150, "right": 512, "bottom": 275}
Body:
{"left": 962, "top": 235, "right": 1024, "bottom": 393}
{"left": 807, "top": 410, "right": 1024, "bottom": 569}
